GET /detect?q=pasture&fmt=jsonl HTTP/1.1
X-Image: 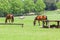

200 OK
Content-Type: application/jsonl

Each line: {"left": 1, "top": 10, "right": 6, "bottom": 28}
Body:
{"left": 0, "top": 10, "right": 60, "bottom": 40}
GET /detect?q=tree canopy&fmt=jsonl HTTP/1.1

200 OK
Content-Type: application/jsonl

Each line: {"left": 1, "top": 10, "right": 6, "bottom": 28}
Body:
{"left": 0, "top": 0, "right": 46, "bottom": 16}
{"left": 56, "top": 2, "right": 60, "bottom": 9}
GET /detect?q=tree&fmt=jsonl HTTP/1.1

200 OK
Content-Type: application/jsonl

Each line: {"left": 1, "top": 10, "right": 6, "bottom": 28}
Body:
{"left": 56, "top": 2, "right": 60, "bottom": 9}
{"left": 44, "top": 0, "right": 58, "bottom": 10}
{"left": 8, "top": 0, "right": 24, "bottom": 15}
{"left": 24, "top": 0, "right": 35, "bottom": 13}
{"left": 0, "top": 0, "right": 10, "bottom": 16}
{"left": 0, "top": 0, "right": 46, "bottom": 16}
{"left": 35, "top": 0, "right": 46, "bottom": 14}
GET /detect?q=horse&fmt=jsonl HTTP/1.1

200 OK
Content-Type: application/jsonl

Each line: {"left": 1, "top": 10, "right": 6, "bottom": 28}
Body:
{"left": 5, "top": 14, "right": 14, "bottom": 23}
{"left": 33, "top": 15, "right": 47, "bottom": 26}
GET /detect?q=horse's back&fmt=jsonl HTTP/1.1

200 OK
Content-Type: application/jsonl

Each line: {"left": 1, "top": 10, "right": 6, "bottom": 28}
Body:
{"left": 36, "top": 15, "right": 47, "bottom": 20}
{"left": 42, "top": 15, "right": 47, "bottom": 20}
{"left": 37, "top": 15, "right": 42, "bottom": 19}
{"left": 6, "top": 14, "right": 13, "bottom": 19}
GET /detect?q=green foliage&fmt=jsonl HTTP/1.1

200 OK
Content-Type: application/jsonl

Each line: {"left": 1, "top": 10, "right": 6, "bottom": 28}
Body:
{"left": 8, "top": 0, "right": 24, "bottom": 14}
{"left": 35, "top": 0, "right": 46, "bottom": 12}
{"left": 0, "top": 0, "right": 46, "bottom": 16}
{"left": 56, "top": 2, "right": 60, "bottom": 9}
{"left": 0, "top": 0, "right": 10, "bottom": 15}
{"left": 24, "top": 0, "right": 35, "bottom": 13}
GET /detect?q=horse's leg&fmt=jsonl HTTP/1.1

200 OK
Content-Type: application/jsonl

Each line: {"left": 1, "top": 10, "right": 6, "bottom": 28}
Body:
{"left": 33, "top": 20, "right": 36, "bottom": 26}
{"left": 11, "top": 19, "right": 13, "bottom": 23}
{"left": 9, "top": 19, "right": 10, "bottom": 23}
{"left": 11, "top": 16, "right": 14, "bottom": 23}
{"left": 5, "top": 18, "right": 7, "bottom": 23}
{"left": 42, "top": 21, "right": 45, "bottom": 28}
{"left": 38, "top": 20, "right": 40, "bottom": 26}
{"left": 46, "top": 17, "right": 48, "bottom": 26}
{"left": 46, "top": 21, "right": 47, "bottom": 26}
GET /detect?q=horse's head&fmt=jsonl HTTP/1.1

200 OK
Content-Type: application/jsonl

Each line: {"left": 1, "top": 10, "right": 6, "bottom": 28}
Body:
{"left": 33, "top": 17, "right": 37, "bottom": 26}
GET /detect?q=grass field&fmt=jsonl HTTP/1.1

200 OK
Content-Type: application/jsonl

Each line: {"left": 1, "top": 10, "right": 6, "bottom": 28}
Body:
{"left": 0, "top": 10, "right": 60, "bottom": 40}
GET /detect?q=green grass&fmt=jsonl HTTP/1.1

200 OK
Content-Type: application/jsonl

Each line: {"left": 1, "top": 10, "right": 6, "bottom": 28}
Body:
{"left": 0, "top": 10, "right": 60, "bottom": 40}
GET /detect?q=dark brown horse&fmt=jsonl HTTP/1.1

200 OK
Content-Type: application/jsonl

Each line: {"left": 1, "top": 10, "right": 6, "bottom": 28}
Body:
{"left": 33, "top": 15, "right": 47, "bottom": 26}
{"left": 5, "top": 14, "right": 14, "bottom": 23}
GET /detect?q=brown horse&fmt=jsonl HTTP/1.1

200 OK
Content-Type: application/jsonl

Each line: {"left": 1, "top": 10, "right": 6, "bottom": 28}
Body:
{"left": 33, "top": 15, "right": 47, "bottom": 26}
{"left": 5, "top": 14, "right": 14, "bottom": 23}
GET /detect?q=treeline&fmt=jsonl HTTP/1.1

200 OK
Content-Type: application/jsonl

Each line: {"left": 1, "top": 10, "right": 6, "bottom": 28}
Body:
{"left": 0, "top": 0, "right": 46, "bottom": 16}
{"left": 0, "top": 0, "right": 60, "bottom": 17}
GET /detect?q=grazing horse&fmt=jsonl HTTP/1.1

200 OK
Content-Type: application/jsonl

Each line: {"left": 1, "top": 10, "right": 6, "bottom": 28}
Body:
{"left": 5, "top": 14, "right": 14, "bottom": 23}
{"left": 33, "top": 15, "right": 47, "bottom": 26}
